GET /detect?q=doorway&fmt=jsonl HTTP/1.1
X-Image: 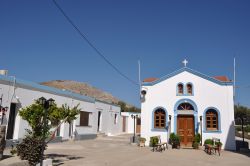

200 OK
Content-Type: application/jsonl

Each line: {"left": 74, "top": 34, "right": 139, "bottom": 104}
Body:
{"left": 97, "top": 111, "right": 102, "bottom": 132}
{"left": 122, "top": 116, "right": 126, "bottom": 132}
{"left": 136, "top": 117, "right": 141, "bottom": 133}
{"left": 177, "top": 115, "right": 194, "bottom": 147}
{"left": 6, "top": 103, "right": 17, "bottom": 139}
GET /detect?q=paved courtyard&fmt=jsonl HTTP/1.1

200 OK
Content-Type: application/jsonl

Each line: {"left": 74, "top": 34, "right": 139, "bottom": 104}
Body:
{"left": 42, "top": 134, "right": 249, "bottom": 166}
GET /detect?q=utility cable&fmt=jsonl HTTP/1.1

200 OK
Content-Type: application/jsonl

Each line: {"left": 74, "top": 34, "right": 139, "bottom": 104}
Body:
{"left": 52, "top": 0, "right": 139, "bottom": 86}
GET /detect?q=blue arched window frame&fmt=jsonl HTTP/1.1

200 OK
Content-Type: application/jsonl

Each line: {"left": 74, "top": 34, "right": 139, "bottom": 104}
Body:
{"left": 176, "top": 83, "right": 184, "bottom": 96}
{"left": 203, "top": 107, "right": 221, "bottom": 133}
{"left": 151, "top": 107, "right": 168, "bottom": 132}
{"left": 186, "top": 82, "right": 194, "bottom": 96}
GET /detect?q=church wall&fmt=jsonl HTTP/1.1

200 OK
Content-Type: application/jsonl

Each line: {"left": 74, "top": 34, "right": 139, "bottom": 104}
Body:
{"left": 141, "top": 71, "right": 235, "bottom": 150}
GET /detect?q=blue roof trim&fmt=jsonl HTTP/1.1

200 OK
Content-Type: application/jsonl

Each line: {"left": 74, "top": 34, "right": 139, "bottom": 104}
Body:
{"left": 0, "top": 75, "right": 95, "bottom": 103}
{"left": 142, "top": 67, "right": 233, "bottom": 86}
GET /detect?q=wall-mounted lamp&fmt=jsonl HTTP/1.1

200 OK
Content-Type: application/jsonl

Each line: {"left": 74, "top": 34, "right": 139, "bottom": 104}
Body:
{"left": 200, "top": 116, "right": 202, "bottom": 121}
{"left": 141, "top": 90, "right": 147, "bottom": 95}
{"left": 169, "top": 115, "right": 172, "bottom": 121}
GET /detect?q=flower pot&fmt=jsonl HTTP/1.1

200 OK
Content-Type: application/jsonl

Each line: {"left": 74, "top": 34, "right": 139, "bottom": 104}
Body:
{"left": 139, "top": 141, "right": 145, "bottom": 147}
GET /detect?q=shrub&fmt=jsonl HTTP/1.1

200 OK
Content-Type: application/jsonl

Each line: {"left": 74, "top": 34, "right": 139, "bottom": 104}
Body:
{"left": 10, "top": 145, "right": 17, "bottom": 156}
{"left": 192, "top": 142, "right": 199, "bottom": 149}
{"left": 235, "top": 126, "right": 242, "bottom": 131}
{"left": 150, "top": 136, "right": 159, "bottom": 147}
{"left": 169, "top": 133, "right": 175, "bottom": 144}
{"left": 16, "top": 134, "right": 45, "bottom": 166}
{"left": 215, "top": 141, "right": 223, "bottom": 147}
{"left": 245, "top": 125, "right": 250, "bottom": 132}
{"left": 204, "top": 139, "right": 214, "bottom": 145}
{"left": 194, "top": 133, "right": 201, "bottom": 143}
{"left": 169, "top": 133, "right": 180, "bottom": 143}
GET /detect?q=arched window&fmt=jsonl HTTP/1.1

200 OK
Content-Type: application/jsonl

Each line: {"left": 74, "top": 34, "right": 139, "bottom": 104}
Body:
{"left": 177, "top": 83, "right": 184, "bottom": 95}
{"left": 154, "top": 108, "right": 166, "bottom": 129}
{"left": 177, "top": 103, "right": 194, "bottom": 110}
{"left": 187, "top": 83, "right": 193, "bottom": 95}
{"left": 206, "top": 109, "right": 218, "bottom": 131}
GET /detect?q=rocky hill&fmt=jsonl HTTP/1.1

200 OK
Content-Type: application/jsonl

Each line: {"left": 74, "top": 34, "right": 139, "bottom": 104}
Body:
{"left": 40, "top": 80, "right": 121, "bottom": 105}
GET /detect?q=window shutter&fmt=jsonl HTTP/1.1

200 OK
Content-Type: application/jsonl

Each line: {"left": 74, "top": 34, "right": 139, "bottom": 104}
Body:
{"left": 80, "top": 111, "right": 89, "bottom": 126}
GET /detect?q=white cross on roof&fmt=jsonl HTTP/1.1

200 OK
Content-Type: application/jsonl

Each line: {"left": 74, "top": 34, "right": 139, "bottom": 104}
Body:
{"left": 182, "top": 59, "right": 188, "bottom": 67}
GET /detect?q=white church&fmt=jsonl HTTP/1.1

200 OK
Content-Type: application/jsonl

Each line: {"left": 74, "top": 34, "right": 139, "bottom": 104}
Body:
{"left": 141, "top": 60, "right": 236, "bottom": 150}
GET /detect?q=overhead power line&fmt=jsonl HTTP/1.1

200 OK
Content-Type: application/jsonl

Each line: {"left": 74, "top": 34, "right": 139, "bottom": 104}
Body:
{"left": 52, "top": 0, "right": 139, "bottom": 86}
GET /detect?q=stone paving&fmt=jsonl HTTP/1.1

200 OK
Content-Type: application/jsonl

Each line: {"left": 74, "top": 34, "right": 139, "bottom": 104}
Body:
{"left": 1, "top": 134, "right": 249, "bottom": 166}
{"left": 44, "top": 134, "right": 250, "bottom": 166}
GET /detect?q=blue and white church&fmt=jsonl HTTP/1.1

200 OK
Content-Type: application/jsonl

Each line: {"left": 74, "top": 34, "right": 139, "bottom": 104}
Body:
{"left": 141, "top": 60, "right": 236, "bottom": 150}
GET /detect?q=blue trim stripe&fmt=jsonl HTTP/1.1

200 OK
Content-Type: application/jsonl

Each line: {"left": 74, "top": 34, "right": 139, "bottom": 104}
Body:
{"left": 142, "top": 67, "right": 233, "bottom": 86}
{"left": 0, "top": 75, "right": 95, "bottom": 103}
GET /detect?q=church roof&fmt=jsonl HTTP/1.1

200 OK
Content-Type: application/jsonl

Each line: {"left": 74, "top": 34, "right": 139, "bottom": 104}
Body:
{"left": 213, "top": 76, "right": 231, "bottom": 82}
{"left": 142, "top": 67, "right": 233, "bottom": 86}
{"left": 143, "top": 77, "right": 158, "bottom": 83}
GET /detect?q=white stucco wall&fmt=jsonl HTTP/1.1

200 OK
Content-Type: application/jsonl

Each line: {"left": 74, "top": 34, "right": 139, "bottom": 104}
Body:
{"left": 95, "top": 101, "right": 122, "bottom": 136}
{"left": 0, "top": 76, "right": 122, "bottom": 141}
{"left": 141, "top": 70, "right": 235, "bottom": 150}
{"left": 121, "top": 112, "right": 141, "bottom": 134}
{"left": 0, "top": 82, "right": 96, "bottom": 140}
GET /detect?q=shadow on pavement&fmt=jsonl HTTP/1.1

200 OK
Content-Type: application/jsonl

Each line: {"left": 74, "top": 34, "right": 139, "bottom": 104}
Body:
{"left": 1, "top": 155, "right": 12, "bottom": 160}
{"left": 46, "top": 153, "right": 84, "bottom": 166}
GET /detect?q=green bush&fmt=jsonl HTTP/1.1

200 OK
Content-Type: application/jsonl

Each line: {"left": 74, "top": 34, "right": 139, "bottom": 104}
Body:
{"left": 150, "top": 136, "right": 159, "bottom": 147}
{"left": 16, "top": 133, "right": 45, "bottom": 166}
{"left": 10, "top": 145, "right": 17, "bottom": 156}
{"left": 245, "top": 125, "right": 250, "bottom": 132}
{"left": 235, "top": 125, "right": 250, "bottom": 132}
{"left": 215, "top": 141, "right": 223, "bottom": 146}
{"left": 194, "top": 133, "right": 201, "bottom": 143}
{"left": 235, "top": 126, "right": 242, "bottom": 131}
{"left": 169, "top": 133, "right": 180, "bottom": 143}
{"left": 169, "top": 133, "right": 175, "bottom": 143}
{"left": 192, "top": 142, "right": 199, "bottom": 149}
{"left": 204, "top": 139, "right": 214, "bottom": 145}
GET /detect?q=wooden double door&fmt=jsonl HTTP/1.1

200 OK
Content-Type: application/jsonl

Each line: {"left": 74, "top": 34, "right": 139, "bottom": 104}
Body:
{"left": 177, "top": 115, "right": 194, "bottom": 147}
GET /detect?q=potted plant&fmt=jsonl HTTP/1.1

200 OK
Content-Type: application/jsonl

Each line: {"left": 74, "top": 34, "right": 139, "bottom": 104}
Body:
{"left": 139, "top": 137, "right": 146, "bottom": 147}
{"left": 149, "top": 136, "right": 159, "bottom": 147}
{"left": 192, "top": 133, "right": 201, "bottom": 149}
{"left": 169, "top": 133, "right": 180, "bottom": 149}
{"left": 215, "top": 141, "right": 223, "bottom": 151}
{"left": 204, "top": 139, "right": 214, "bottom": 145}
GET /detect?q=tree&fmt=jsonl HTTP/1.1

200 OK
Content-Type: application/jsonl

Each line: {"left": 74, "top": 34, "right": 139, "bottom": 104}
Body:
{"left": 17, "top": 99, "right": 80, "bottom": 165}
{"left": 234, "top": 105, "right": 250, "bottom": 144}
{"left": 235, "top": 105, "right": 250, "bottom": 125}
{"left": 118, "top": 101, "right": 127, "bottom": 112}
{"left": 118, "top": 101, "right": 141, "bottom": 113}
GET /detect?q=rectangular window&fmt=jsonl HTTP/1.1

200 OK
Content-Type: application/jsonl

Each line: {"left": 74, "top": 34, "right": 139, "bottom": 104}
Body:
{"left": 80, "top": 111, "right": 90, "bottom": 126}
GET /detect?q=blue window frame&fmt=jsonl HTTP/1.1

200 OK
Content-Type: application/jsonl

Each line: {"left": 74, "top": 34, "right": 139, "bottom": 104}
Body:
{"left": 177, "top": 83, "right": 184, "bottom": 96}
{"left": 152, "top": 107, "right": 168, "bottom": 131}
{"left": 203, "top": 107, "right": 221, "bottom": 133}
{"left": 186, "top": 83, "right": 193, "bottom": 95}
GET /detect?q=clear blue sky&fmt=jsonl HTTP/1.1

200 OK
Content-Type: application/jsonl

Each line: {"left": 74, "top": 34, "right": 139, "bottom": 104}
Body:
{"left": 1, "top": 0, "right": 250, "bottom": 108}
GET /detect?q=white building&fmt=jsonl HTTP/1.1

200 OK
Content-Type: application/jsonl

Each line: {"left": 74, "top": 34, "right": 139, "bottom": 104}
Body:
{"left": 0, "top": 73, "right": 122, "bottom": 143}
{"left": 121, "top": 112, "right": 141, "bottom": 134}
{"left": 141, "top": 66, "right": 236, "bottom": 150}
